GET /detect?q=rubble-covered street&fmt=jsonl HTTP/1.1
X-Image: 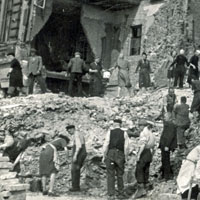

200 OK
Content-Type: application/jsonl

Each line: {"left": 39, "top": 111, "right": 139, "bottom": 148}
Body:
{"left": 0, "top": 87, "right": 199, "bottom": 199}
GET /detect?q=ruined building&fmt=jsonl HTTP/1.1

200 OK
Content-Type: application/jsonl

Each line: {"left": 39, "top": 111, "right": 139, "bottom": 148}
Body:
{"left": 0, "top": 0, "right": 199, "bottom": 86}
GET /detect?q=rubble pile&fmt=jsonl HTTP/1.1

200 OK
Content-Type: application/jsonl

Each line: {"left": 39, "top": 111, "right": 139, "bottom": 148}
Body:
{"left": 0, "top": 154, "right": 29, "bottom": 200}
{"left": 0, "top": 88, "right": 196, "bottom": 198}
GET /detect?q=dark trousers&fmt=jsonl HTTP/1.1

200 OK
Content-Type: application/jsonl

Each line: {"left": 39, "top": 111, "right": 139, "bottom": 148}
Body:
{"left": 105, "top": 149, "right": 125, "bottom": 196}
{"left": 68, "top": 73, "right": 82, "bottom": 97}
{"left": 174, "top": 70, "right": 185, "bottom": 88}
{"left": 135, "top": 149, "right": 152, "bottom": 184}
{"left": 71, "top": 146, "right": 87, "bottom": 189}
{"left": 181, "top": 184, "right": 199, "bottom": 200}
{"left": 161, "top": 150, "right": 172, "bottom": 180}
{"left": 28, "top": 74, "right": 46, "bottom": 94}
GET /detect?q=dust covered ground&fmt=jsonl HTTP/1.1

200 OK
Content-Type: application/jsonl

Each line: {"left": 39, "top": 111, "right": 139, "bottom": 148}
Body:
{"left": 0, "top": 87, "right": 198, "bottom": 200}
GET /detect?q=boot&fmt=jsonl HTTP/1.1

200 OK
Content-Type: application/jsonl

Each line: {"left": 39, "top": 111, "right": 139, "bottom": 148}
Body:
{"left": 132, "top": 183, "right": 147, "bottom": 199}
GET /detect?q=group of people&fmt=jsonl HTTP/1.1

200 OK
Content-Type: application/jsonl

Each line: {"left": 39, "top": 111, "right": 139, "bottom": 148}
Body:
{"left": 0, "top": 124, "right": 87, "bottom": 197}
{"left": 5, "top": 48, "right": 46, "bottom": 97}
{"left": 167, "top": 49, "right": 200, "bottom": 89}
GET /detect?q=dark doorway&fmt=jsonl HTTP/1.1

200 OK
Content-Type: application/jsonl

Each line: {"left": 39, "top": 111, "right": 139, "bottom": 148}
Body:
{"left": 34, "top": 7, "right": 93, "bottom": 72}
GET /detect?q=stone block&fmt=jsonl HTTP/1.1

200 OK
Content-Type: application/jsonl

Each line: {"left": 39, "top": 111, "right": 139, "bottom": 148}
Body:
{"left": 9, "top": 191, "right": 26, "bottom": 200}
{"left": 0, "top": 191, "right": 11, "bottom": 197}
{"left": 0, "top": 169, "right": 9, "bottom": 175}
{"left": 158, "top": 193, "right": 181, "bottom": 200}
{"left": 0, "top": 162, "right": 13, "bottom": 169}
{"left": 4, "top": 184, "right": 29, "bottom": 192}
{"left": 0, "top": 157, "right": 9, "bottom": 162}
{"left": 3, "top": 178, "right": 19, "bottom": 185}
{"left": 0, "top": 172, "right": 17, "bottom": 180}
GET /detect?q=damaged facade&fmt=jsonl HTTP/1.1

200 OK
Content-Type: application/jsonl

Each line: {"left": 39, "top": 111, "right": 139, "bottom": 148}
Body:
{"left": 0, "top": 0, "right": 199, "bottom": 87}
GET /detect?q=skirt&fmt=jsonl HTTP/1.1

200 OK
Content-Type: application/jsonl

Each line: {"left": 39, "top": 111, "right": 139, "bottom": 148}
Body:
{"left": 39, "top": 145, "right": 57, "bottom": 176}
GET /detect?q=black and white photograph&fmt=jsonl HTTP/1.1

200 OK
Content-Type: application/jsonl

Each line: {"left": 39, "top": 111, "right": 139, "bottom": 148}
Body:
{"left": 0, "top": 0, "right": 200, "bottom": 199}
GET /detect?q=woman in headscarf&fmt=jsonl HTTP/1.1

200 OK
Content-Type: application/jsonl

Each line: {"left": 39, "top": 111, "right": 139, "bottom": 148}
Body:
{"left": 39, "top": 133, "right": 70, "bottom": 196}
{"left": 111, "top": 53, "right": 132, "bottom": 98}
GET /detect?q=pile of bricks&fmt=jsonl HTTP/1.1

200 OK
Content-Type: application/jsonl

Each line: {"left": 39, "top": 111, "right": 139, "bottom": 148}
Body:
{"left": 0, "top": 154, "right": 29, "bottom": 200}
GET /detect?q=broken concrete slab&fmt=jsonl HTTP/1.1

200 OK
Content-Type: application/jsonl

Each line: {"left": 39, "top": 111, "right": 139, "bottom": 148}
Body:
{"left": 0, "top": 172, "right": 17, "bottom": 180}
{"left": 0, "top": 162, "right": 13, "bottom": 169}
{"left": 3, "top": 184, "right": 30, "bottom": 192}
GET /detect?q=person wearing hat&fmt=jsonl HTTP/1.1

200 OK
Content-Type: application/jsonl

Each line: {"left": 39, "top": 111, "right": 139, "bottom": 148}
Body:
{"left": 39, "top": 133, "right": 70, "bottom": 196}
{"left": 66, "top": 125, "right": 87, "bottom": 192}
{"left": 133, "top": 120, "right": 156, "bottom": 199}
{"left": 27, "top": 48, "right": 46, "bottom": 94}
{"left": 89, "top": 57, "right": 103, "bottom": 97}
{"left": 187, "top": 50, "right": 200, "bottom": 86}
{"left": 170, "top": 49, "right": 189, "bottom": 89}
{"left": 6, "top": 52, "right": 24, "bottom": 97}
{"left": 135, "top": 52, "right": 151, "bottom": 90}
{"left": 103, "top": 119, "right": 129, "bottom": 199}
{"left": 67, "top": 52, "right": 86, "bottom": 97}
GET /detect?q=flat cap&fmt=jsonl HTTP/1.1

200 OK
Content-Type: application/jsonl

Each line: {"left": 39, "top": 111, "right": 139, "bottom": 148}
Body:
{"left": 66, "top": 125, "right": 75, "bottom": 130}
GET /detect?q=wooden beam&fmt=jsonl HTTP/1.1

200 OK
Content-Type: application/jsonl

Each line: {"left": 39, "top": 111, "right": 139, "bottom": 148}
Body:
{"left": 0, "top": 0, "right": 6, "bottom": 40}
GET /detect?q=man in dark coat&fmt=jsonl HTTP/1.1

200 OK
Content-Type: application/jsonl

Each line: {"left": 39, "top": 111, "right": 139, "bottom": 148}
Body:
{"left": 67, "top": 52, "right": 85, "bottom": 97}
{"left": 170, "top": 49, "right": 189, "bottom": 89}
{"left": 135, "top": 52, "right": 151, "bottom": 89}
{"left": 191, "top": 79, "right": 200, "bottom": 121}
{"left": 103, "top": 119, "right": 129, "bottom": 200}
{"left": 159, "top": 112, "right": 177, "bottom": 181}
{"left": 187, "top": 50, "right": 200, "bottom": 86}
{"left": 7, "top": 52, "right": 23, "bottom": 97}
{"left": 27, "top": 48, "right": 46, "bottom": 94}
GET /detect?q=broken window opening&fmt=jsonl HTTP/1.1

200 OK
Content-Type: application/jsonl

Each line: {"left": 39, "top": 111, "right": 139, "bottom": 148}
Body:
{"left": 130, "top": 25, "right": 142, "bottom": 56}
{"left": 34, "top": 0, "right": 46, "bottom": 9}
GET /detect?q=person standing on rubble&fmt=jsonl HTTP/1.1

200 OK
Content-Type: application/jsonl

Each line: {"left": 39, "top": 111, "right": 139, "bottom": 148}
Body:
{"left": 187, "top": 50, "right": 200, "bottom": 87}
{"left": 67, "top": 52, "right": 85, "bottom": 97}
{"left": 89, "top": 57, "right": 103, "bottom": 97}
{"left": 6, "top": 52, "right": 24, "bottom": 97}
{"left": 133, "top": 120, "right": 156, "bottom": 199}
{"left": 110, "top": 53, "right": 132, "bottom": 98}
{"left": 190, "top": 79, "right": 200, "bottom": 121}
{"left": 170, "top": 49, "right": 189, "bottom": 89}
{"left": 27, "top": 48, "right": 47, "bottom": 94}
{"left": 66, "top": 125, "right": 87, "bottom": 192}
{"left": 177, "top": 145, "right": 200, "bottom": 200}
{"left": 39, "top": 133, "right": 70, "bottom": 196}
{"left": 159, "top": 112, "right": 177, "bottom": 181}
{"left": 135, "top": 52, "right": 151, "bottom": 90}
{"left": 163, "top": 87, "right": 177, "bottom": 114}
{"left": 174, "top": 96, "right": 190, "bottom": 149}
{"left": 167, "top": 50, "right": 177, "bottom": 87}
{"left": 102, "top": 119, "right": 129, "bottom": 200}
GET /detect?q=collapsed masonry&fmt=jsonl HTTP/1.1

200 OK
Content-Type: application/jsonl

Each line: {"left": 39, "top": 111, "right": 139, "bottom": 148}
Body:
{"left": 0, "top": 0, "right": 200, "bottom": 88}
{"left": 0, "top": 155, "right": 29, "bottom": 200}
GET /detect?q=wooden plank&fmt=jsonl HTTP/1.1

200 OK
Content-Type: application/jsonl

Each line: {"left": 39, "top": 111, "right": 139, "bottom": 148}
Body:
{"left": 0, "top": 0, "right": 6, "bottom": 41}
{"left": 18, "top": 0, "right": 28, "bottom": 42}
{"left": 26, "top": 0, "right": 34, "bottom": 41}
